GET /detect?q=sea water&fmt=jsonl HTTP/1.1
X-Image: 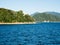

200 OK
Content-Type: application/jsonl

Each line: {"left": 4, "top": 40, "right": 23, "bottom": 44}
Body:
{"left": 0, "top": 23, "right": 60, "bottom": 45}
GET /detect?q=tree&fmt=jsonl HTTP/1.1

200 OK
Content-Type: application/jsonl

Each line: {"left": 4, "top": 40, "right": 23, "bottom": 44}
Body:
{"left": 24, "top": 14, "right": 35, "bottom": 22}
{"left": 16, "top": 10, "right": 25, "bottom": 22}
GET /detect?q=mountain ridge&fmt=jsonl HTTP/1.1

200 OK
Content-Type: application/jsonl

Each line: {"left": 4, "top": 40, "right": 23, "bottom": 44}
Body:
{"left": 43, "top": 12, "right": 60, "bottom": 16}
{"left": 32, "top": 12, "right": 60, "bottom": 22}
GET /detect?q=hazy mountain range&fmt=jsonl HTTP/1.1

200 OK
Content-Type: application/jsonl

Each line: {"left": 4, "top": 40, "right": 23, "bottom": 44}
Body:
{"left": 32, "top": 12, "right": 60, "bottom": 22}
{"left": 44, "top": 12, "right": 60, "bottom": 16}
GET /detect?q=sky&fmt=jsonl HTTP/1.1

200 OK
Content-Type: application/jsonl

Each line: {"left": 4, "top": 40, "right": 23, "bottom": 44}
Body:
{"left": 0, "top": 0, "right": 60, "bottom": 14}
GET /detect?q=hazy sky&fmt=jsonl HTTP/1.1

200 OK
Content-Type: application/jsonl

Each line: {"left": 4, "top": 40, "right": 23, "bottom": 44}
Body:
{"left": 0, "top": 0, "right": 60, "bottom": 14}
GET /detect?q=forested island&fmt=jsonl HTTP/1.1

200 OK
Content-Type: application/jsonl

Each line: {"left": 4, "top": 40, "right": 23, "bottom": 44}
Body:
{"left": 0, "top": 8, "right": 35, "bottom": 24}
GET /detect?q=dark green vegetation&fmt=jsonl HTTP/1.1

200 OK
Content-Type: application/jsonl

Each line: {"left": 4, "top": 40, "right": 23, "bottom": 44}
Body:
{"left": 0, "top": 8, "right": 35, "bottom": 22}
{"left": 32, "top": 12, "right": 60, "bottom": 22}
{"left": 0, "top": 8, "right": 60, "bottom": 22}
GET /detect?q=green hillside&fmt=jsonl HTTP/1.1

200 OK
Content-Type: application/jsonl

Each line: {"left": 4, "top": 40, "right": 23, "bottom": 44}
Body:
{"left": 32, "top": 12, "right": 60, "bottom": 22}
{"left": 0, "top": 8, "right": 35, "bottom": 23}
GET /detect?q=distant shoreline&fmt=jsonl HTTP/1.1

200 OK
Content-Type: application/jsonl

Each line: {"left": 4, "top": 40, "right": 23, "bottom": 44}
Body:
{"left": 0, "top": 22, "right": 36, "bottom": 24}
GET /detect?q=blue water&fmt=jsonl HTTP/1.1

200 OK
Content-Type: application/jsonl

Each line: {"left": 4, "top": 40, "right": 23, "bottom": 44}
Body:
{"left": 0, "top": 23, "right": 60, "bottom": 45}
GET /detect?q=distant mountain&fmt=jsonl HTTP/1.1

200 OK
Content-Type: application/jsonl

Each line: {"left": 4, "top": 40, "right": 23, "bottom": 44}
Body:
{"left": 44, "top": 12, "right": 60, "bottom": 16}
{"left": 32, "top": 12, "right": 60, "bottom": 22}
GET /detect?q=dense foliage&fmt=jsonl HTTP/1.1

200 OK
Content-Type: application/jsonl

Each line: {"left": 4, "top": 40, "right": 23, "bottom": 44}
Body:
{"left": 0, "top": 8, "right": 35, "bottom": 22}
{"left": 32, "top": 12, "right": 60, "bottom": 22}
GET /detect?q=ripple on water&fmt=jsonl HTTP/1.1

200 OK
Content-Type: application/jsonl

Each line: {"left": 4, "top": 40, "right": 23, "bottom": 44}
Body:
{"left": 0, "top": 23, "right": 60, "bottom": 45}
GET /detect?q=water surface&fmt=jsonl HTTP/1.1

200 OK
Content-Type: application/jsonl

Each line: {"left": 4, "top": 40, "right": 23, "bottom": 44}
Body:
{"left": 0, "top": 23, "right": 60, "bottom": 45}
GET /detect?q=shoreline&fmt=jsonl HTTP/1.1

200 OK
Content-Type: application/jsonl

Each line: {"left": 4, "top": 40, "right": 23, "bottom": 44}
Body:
{"left": 0, "top": 22, "right": 36, "bottom": 24}
{"left": 0, "top": 22, "right": 60, "bottom": 24}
